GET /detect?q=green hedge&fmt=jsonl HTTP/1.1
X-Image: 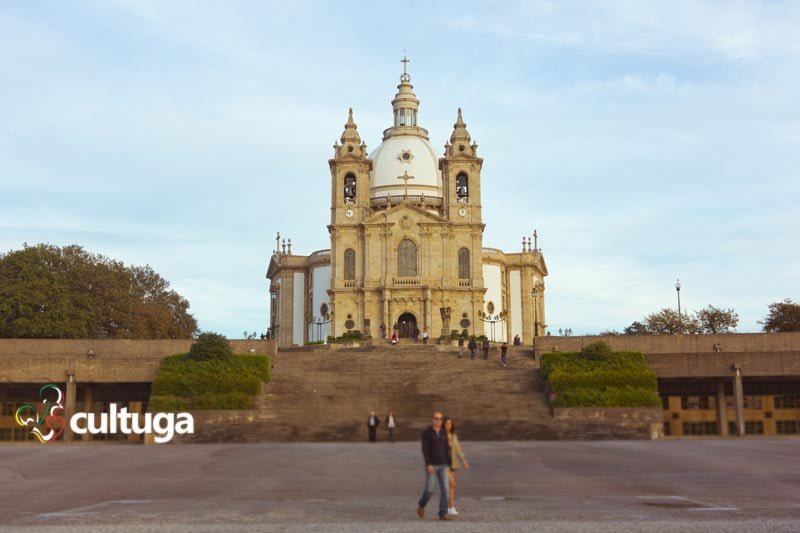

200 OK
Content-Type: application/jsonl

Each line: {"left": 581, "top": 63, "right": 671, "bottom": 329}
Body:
{"left": 541, "top": 344, "right": 659, "bottom": 408}
{"left": 548, "top": 368, "right": 657, "bottom": 391}
{"left": 149, "top": 353, "right": 270, "bottom": 411}
{"left": 552, "top": 386, "right": 661, "bottom": 408}
{"left": 540, "top": 351, "right": 647, "bottom": 378}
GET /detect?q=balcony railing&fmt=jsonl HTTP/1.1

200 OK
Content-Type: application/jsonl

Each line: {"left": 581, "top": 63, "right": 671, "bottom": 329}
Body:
{"left": 393, "top": 277, "right": 420, "bottom": 286}
{"left": 343, "top": 280, "right": 356, "bottom": 288}
{"left": 370, "top": 195, "right": 443, "bottom": 208}
{"left": 458, "top": 279, "right": 472, "bottom": 288}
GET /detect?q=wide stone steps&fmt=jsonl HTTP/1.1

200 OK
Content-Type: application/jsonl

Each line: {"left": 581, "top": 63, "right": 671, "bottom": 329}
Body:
{"left": 227, "top": 345, "right": 560, "bottom": 442}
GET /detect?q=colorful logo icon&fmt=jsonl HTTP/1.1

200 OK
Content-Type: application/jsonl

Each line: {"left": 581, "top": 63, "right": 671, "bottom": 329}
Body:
{"left": 14, "top": 384, "right": 65, "bottom": 444}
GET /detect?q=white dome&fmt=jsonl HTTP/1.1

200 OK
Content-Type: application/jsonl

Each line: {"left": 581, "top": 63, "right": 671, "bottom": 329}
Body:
{"left": 368, "top": 135, "right": 442, "bottom": 198}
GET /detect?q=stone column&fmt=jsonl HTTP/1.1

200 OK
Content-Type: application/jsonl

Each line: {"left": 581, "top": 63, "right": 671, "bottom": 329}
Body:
{"left": 63, "top": 373, "right": 77, "bottom": 443}
{"left": 733, "top": 367, "right": 745, "bottom": 437}
{"left": 83, "top": 384, "right": 94, "bottom": 442}
{"left": 128, "top": 402, "right": 142, "bottom": 443}
{"left": 715, "top": 379, "right": 729, "bottom": 436}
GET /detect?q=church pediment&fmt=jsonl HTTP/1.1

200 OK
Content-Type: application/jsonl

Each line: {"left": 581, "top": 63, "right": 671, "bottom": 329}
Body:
{"left": 363, "top": 202, "right": 446, "bottom": 226}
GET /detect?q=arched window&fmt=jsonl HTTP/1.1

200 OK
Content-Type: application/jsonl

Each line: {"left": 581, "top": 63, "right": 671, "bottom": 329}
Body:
{"left": 456, "top": 172, "right": 469, "bottom": 200}
{"left": 397, "top": 239, "right": 418, "bottom": 277}
{"left": 344, "top": 249, "right": 356, "bottom": 280}
{"left": 458, "top": 248, "right": 470, "bottom": 279}
{"left": 344, "top": 173, "right": 356, "bottom": 201}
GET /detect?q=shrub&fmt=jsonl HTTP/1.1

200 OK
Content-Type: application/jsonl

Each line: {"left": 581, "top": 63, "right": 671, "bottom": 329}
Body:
{"left": 187, "top": 332, "right": 233, "bottom": 361}
{"left": 450, "top": 330, "right": 460, "bottom": 340}
{"left": 149, "top": 353, "right": 270, "bottom": 410}
{"left": 553, "top": 387, "right": 661, "bottom": 408}
{"left": 461, "top": 329, "right": 469, "bottom": 339}
{"left": 548, "top": 368, "right": 657, "bottom": 391}
{"left": 581, "top": 341, "right": 612, "bottom": 361}
{"left": 541, "top": 348, "right": 659, "bottom": 408}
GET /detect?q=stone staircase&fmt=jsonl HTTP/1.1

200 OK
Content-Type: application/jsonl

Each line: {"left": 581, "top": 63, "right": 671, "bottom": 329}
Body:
{"left": 250, "top": 343, "right": 559, "bottom": 442}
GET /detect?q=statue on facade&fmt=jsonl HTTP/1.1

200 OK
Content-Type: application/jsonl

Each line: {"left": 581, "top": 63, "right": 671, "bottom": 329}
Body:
{"left": 439, "top": 306, "right": 452, "bottom": 339}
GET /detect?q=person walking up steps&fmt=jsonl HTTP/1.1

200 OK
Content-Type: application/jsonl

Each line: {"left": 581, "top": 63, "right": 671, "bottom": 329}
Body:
{"left": 468, "top": 337, "right": 477, "bottom": 360}
{"left": 482, "top": 337, "right": 490, "bottom": 360}
{"left": 501, "top": 342, "right": 508, "bottom": 367}
{"left": 417, "top": 412, "right": 451, "bottom": 521}
{"left": 458, "top": 335, "right": 465, "bottom": 358}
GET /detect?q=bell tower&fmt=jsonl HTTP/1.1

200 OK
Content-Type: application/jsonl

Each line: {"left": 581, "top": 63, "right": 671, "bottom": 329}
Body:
{"left": 441, "top": 108, "right": 484, "bottom": 225}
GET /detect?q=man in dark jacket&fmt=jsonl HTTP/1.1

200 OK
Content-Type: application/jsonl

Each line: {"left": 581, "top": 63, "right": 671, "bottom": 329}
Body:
{"left": 417, "top": 412, "right": 451, "bottom": 521}
{"left": 482, "top": 338, "right": 490, "bottom": 360}
{"left": 367, "top": 411, "right": 380, "bottom": 442}
{"left": 468, "top": 337, "right": 477, "bottom": 360}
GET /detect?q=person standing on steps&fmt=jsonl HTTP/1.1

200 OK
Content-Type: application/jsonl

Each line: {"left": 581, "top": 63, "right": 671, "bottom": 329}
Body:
{"left": 391, "top": 331, "right": 398, "bottom": 345}
{"left": 444, "top": 417, "right": 469, "bottom": 516}
{"left": 422, "top": 329, "right": 429, "bottom": 345}
{"left": 417, "top": 412, "right": 451, "bottom": 521}
{"left": 501, "top": 342, "right": 508, "bottom": 367}
{"left": 458, "top": 335, "right": 465, "bottom": 358}
{"left": 367, "top": 411, "right": 380, "bottom": 442}
{"left": 468, "top": 336, "right": 477, "bottom": 360}
{"left": 482, "top": 338, "right": 490, "bottom": 360}
{"left": 513, "top": 334, "right": 521, "bottom": 346}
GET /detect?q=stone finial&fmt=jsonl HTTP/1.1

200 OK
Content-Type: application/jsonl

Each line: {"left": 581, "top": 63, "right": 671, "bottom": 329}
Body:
{"left": 447, "top": 108, "right": 476, "bottom": 157}
{"left": 335, "top": 108, "right": 365, "bottom": 158}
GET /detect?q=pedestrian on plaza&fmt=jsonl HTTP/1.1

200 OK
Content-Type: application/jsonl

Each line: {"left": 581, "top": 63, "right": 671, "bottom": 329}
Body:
{"left": 444, "top": 417, "right": 469, "bottom": 516}
{"left": 501, "top": 342, "right": 508, "bottom": 367}
{"left": 513, "top": 334, "right": 521, "bottom": 346}
{"left": 391, "top": 331, "right": 398, "bottom": 345}
{"left": 386, "top": 410, "right": 398, "bottom": 442}
{"left": 468, "top": 337, "right": 477, "bottom": 360}
{"left": 458, "top": 335, "right": 465, "bottom": 358}
{"left": 422, "top": 329, "right": 429, "bottom": 345}
{"left": 482, "top": 338, "right": 490, "bottom": 360}
{"left": 367, "top": 411, "right": 380, "bottom": 442}
{"left": 417, "top": 412, "right": 451, "bottom": 521}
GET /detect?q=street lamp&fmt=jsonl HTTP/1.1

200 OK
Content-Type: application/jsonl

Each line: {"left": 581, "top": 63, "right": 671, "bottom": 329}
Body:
{"left": 478, "top": 309, "right": 507, "bottom": 342}
{"left": 675, "top": 278, "right": 682, "bottom": 317}
{"left": 532, "top": 287, "right": 539, "bottom": 338}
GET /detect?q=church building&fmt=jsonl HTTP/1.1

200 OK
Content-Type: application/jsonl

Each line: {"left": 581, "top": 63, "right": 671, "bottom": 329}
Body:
{"left": 266, "top": 59, "right": 548, "bottom": 348}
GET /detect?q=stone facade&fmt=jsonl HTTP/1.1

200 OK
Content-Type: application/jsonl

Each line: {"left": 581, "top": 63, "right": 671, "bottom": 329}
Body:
{"left": 267, "top": 59, "right": 548, "bottom": 348}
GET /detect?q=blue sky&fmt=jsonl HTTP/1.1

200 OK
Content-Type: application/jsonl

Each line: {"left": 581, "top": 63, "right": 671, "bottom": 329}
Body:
{"left": 1, "top": 1, "right": 798, "bottom": 337}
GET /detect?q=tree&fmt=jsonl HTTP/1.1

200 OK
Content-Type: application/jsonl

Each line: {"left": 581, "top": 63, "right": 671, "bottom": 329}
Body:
{"left": 643, "top": 308, "right": 699, "bottom": 335}
{"left": 695, "top": 305, "right": 739, "bottom": 334}
{"left": 187, "top": 332, "right": 233, "bottom": 361}
{"left": 0, "top": 244, "right": 197, "bottom": 339}
{"left": 624, "top": 321, "right": 650, "bottom": 336}
{"left": 762, "top": 299, "right": 800, "bottom": 333}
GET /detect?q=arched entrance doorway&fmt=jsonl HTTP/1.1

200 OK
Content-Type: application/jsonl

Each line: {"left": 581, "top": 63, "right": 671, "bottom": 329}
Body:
{"left": 396, "top": 312, "right": 418, "bottom": 339}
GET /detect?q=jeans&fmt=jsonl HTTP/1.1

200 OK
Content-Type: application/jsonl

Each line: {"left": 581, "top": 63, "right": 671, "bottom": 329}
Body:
{"left": 418, "top": 464, "right": 450, "bottom": 517}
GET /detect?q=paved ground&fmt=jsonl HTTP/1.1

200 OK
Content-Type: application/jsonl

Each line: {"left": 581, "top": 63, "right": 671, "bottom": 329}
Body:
{"left": 1, "top": 438, "right": 800, "bottom": 531}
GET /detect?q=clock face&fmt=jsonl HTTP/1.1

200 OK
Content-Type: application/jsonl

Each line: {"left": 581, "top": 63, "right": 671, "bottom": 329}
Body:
{"left": 345, "top": 208, "right": 354, "bottom": 218}
{"left": 458, "top": 207, "right": 467, "bottom": 217}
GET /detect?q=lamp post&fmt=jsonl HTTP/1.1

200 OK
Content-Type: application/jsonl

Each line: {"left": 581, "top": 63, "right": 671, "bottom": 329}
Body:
{"left": 532, "top": 287, "right": 539, "bottom": 338}
{"left": 675, "top": 278, "right": 682, "bottom": 317}
{"left": 478, "top": 310, "right": 507, "bottom": 343}
{"left": 307, "top": 314, "right": 332, "bottom": 343}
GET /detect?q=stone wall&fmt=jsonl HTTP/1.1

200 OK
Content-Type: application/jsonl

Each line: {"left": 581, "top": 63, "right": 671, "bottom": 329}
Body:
{"left": 156, "top": 410, "right": 262, "bottom": 444}
{"left": 535, "top": 332, "right": 800, "bottom": 355}
{"left": 0, "top": 339, "right": 277, "bottom": 383}
{"left": 535, "top": 333, "right": 800, "bottom": 379}
{"left": 552, "top": 407, "right": 663, "bottom": 440}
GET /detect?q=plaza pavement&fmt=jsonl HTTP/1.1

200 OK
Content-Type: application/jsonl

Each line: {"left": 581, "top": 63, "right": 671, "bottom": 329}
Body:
{"left": 1, "top": 438, "right": 799, "bottom": 531}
